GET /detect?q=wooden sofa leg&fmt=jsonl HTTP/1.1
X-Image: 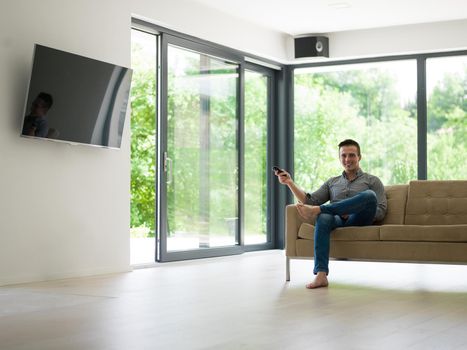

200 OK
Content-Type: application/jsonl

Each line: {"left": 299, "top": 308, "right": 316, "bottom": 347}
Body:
{"left": 286, "top": 256, "right": 290, "bottom": 282}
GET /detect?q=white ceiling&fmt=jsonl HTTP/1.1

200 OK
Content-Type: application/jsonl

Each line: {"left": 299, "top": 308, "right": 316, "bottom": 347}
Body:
{"left": 191, "top": 0, "right": 467, "bottom": 35}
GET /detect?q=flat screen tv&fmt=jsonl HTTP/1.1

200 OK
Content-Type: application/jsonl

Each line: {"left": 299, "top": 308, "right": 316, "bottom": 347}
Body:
{"left": 21, "top": 44, "right": 132, "bottom": 149}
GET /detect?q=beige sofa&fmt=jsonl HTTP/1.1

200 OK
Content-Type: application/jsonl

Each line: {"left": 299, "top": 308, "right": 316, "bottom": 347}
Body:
{"left": 285, "top": 180, "right": 467, "bottom": 281}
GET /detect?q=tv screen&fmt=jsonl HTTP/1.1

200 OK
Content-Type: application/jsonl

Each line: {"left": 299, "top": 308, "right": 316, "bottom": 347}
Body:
{"left": 21, "top": 44, "right": 132, "bottom": 149}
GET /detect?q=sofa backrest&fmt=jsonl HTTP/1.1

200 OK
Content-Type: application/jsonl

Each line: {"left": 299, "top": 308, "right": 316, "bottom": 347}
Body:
{"left": 377, "top": 184, "right": 409, "bottom": 225}
{"left": 405, "top": 180, "right": 467, "bottom": 225}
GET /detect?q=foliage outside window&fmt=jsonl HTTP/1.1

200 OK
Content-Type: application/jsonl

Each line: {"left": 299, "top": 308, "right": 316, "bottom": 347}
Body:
{"left": 427, "top": 56, "right": 467, "bottom": 180}
{"left": 166, "top": 45, "right": 239, "bottom": 250}
{"left": 294, "top": 61, "right": 418, "bottom": 191}
{"left": 244, "top": 70, "right": 268, "bottom": 244}
{"left": 130, "top": 29, "right": 156, "bottom": 239}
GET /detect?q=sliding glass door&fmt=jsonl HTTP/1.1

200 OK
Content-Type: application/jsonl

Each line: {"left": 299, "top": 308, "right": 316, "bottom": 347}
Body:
{"left": 155, "top": 34, "right": 277, "bottom": 261}
{"left": 166, "top": 43, "right": 239, "bottom": 251}
{"left": 157, "top": 35, "right": 243, "bottom": 261}
{"left": 130, "top": 22, "right": 278, "bottom": 263}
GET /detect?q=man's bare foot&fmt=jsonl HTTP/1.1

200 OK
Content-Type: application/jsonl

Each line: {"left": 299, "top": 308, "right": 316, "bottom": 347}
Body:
{"left": 296, "top": 203, "right": 321, "bottom": 222}
{"left": 305, "top": 272, "right": 328, "bottom": 289}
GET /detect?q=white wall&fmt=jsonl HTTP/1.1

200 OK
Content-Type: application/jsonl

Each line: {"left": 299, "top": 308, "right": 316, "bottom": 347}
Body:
{"left": 1, "top": 0, "right": 466, "bottom": 286}
{"left": 0, "top": 0, "right": 134, "bottom": 285}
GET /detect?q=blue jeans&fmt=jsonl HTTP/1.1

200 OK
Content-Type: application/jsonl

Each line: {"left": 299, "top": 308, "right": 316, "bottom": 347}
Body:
{"left": 313, "top": 190, "right": 377, "bottom": 275}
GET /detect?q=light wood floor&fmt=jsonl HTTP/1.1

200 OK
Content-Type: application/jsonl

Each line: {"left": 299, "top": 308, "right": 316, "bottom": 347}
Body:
{"left": 1, "top": 250, "right": 467, "bottom": 350}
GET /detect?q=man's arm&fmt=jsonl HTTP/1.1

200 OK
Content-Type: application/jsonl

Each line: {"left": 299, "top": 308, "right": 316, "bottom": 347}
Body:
{"left": 371, "top": 176, "right": 387, "bottom": 222}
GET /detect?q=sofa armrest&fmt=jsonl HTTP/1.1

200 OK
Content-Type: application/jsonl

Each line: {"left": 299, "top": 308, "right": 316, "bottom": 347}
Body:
{"left": 285, "top": 204, "right": 308, "bottom": 257}
{"left": 285, "top": 204, "right": 317, "bottom": 281}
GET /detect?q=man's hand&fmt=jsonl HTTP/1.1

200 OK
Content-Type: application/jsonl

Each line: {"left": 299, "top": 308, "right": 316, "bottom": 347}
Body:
{"left": 274, "top": 168, "right": 292, "bottom": 185}
{"left": 296, "top": 203, "right": 321, "bottom": 222}
{"left": 273, "top": 168, "right": 308, "bottom": 204}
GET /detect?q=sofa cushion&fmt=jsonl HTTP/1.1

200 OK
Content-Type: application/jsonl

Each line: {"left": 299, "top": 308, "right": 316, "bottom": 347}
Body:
{"left": 405, "top": 180, "right": 467, "bottom": 225}
{"left": 380, "top": 225, "right": 467, "bottom": 242}
{"left": 297, "top": 223, "right": 314, "bottom": 239}
{"left": 377, "top": 184, "right": 408, "bottom": 225}
{"left": 298, "top": 223, "right": 380, "bottom": 241}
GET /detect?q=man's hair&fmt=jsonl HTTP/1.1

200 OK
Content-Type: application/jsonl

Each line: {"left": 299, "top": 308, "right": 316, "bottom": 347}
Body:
{"left": 37, "top": 92, "right": 53, "bottom": 109}
{"left": 338, "top": 139, "right": 361, "bottom": 156}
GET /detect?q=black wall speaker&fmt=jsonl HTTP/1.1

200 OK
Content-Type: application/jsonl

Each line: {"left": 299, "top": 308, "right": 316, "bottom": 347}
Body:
{"left": 294, "top": 36, "right": 329, "bottom": 58}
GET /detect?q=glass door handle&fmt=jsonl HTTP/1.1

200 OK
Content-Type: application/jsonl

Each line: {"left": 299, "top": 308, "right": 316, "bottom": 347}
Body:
{"left": 164, "top": 152, "right": 173, "bottom": 184}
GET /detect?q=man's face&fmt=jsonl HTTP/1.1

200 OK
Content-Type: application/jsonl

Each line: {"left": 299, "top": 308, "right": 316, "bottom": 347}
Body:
{"left": 339, "top": 145, "right": 361, "bottom": 172}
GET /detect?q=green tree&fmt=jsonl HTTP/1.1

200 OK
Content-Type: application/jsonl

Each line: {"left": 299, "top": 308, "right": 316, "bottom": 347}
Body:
{"left": 428, "top": 70, "right": 466, "bottom": 132}
{"left": 130, "top": 40, "right": 156, "bottom": 237}
{"left": 244, "top": 72, "right": 268, "bottom": 235}
{"left": 427, "top": 66, "right": 467, "bottom": 179}
{"left": 294, "top": 66, "right": 418, "bottom": 189}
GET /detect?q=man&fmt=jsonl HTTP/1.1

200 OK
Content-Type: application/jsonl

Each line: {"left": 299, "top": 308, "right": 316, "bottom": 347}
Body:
{"left": 22, "top": 92, "right": 53, "bottom": 137}
{"left": 275, "top": 139, "right": 387, "bottom": 289}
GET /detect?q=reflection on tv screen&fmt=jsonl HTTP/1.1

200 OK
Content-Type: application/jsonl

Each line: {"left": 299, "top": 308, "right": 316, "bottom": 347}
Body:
{"left": 21, "top": 44, "right": 132, "bottom": 149}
